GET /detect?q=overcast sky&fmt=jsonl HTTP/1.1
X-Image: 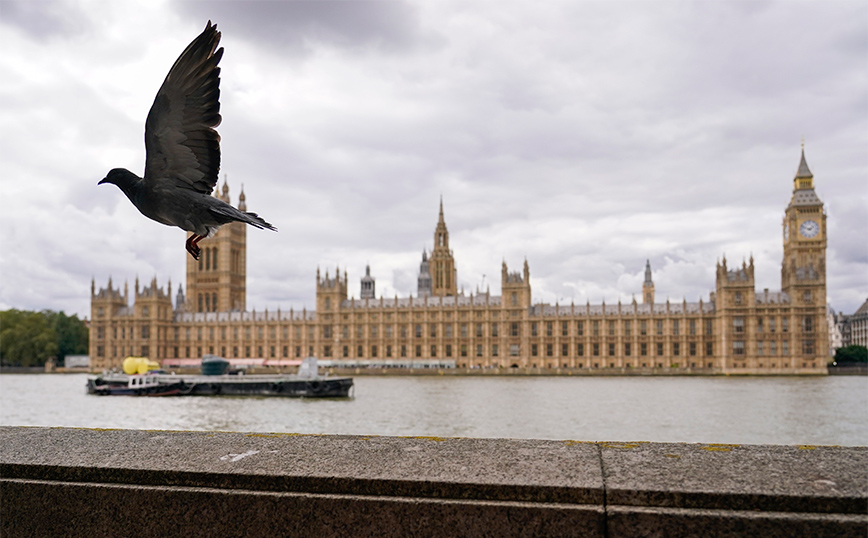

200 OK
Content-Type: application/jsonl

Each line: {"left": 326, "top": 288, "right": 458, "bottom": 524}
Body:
{"left": 1, "top": 0, "right": 866, "bottom": 320}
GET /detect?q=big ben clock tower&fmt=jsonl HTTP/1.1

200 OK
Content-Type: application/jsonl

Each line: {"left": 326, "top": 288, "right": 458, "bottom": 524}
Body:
{"left": 781, "top": 144, "right": 827, "bottom": 362}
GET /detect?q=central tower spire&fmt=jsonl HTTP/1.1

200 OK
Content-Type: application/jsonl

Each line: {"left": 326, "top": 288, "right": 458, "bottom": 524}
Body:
{"left": 430, "top": 197, "right": 457, "bottom": 296}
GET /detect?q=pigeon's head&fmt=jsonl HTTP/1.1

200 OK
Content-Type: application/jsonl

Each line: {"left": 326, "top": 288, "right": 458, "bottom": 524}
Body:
{"left": 99, "top": 168, "right": 139, "bottom": 193}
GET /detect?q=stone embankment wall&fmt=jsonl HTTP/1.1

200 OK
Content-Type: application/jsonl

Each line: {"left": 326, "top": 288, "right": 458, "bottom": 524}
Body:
{"left": 1, "top": 427, "right": 865, "bottom": 537}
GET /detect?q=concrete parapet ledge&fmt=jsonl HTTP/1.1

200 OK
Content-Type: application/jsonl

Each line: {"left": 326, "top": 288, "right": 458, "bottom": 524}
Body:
{"left": 1, "top": 426, "right": 865, "bottom": 537}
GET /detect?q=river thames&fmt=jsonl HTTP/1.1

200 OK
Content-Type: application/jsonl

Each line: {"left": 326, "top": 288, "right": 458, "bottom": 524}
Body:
{"left": 1, "top": 374, "right": 865, "bottom": 446}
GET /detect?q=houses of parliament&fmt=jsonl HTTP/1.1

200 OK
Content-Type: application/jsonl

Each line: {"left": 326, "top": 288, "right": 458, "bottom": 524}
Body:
{"left": 89, "top": 148, "right": 829, "bottom": 374}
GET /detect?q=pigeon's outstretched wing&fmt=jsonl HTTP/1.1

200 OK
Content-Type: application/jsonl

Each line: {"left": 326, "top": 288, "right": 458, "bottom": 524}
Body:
{"left": 143, "top": 21, "right": 223, "bottom": 194}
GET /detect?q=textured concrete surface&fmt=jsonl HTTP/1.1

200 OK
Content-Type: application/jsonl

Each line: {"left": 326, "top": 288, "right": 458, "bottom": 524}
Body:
{"left": 1, "top": 427, "right": 866, "bottom": 537}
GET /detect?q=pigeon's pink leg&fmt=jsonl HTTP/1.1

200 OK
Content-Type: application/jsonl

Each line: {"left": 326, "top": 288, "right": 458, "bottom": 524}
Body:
{"left": 186, "top": 234, "right": 202, "bottom": 260}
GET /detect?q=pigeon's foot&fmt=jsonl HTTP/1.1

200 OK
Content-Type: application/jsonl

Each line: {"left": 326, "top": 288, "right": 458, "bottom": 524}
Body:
{"left": 186, "top": 234, "right": 203, "bottom": 260}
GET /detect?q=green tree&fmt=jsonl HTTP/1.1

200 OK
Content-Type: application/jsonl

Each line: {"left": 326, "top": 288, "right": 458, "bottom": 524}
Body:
{"left": 0, "top": 309, "right": 58, "bottom": 367}
{"left": 43, "top": 310, "right": 89, "bottom": 362}
{"left": 834, "top": 345, "right": 868, "bottom": 364}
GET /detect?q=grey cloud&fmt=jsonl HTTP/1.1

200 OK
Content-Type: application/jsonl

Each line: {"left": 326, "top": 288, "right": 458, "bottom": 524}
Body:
{"left": 171, "top": 0, "right": 434, "bottom": 55}
{"left": 0, "top": 0, "right": 90, "bottom": 39}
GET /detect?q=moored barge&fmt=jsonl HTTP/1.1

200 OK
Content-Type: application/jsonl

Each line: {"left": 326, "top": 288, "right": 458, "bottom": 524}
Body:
{"left": 86, "top": 356, "right": 353, "bottom": 398}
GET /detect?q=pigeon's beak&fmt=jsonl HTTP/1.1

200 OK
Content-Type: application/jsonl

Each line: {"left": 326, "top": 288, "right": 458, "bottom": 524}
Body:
{"left": 98, "top": 178, "right": 109, "bottom": 185}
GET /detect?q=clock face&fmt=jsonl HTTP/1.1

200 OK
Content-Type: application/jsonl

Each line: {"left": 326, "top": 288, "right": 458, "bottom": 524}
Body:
{"left": 799, "top": 220, "right": 819, "bottom": 238}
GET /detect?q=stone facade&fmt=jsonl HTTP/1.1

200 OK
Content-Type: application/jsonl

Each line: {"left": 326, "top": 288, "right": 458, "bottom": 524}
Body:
{"left": 836, "top": 298, "right": 868, "bottom": 349}
{"left": 89, "top": 149, "right": 830, "bottom": 374}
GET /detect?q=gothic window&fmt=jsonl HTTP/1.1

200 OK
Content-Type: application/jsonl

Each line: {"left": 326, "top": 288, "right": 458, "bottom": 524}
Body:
{"left": 640, "top": 320, "right": 647, "bottom": 336}
{"left": 734, "top": 291, "right": 743, "bottom": 305}
{"left": 562, "top": 322, "right": 569, "bottom": 337}
{"left": 371, "top": 345, "right": 377, "bottom": 358}
{"left": 705, "top": 319, "right": 713, "bottom": 336}
{"left": 689, "top": 319, "right": 696, "bottom": 335}
{"left": 212, "top": 248, "right": 217, "bottom": 270}
{"left": 511, "top": 292, "right": 518, "bottom": 306}
{"left": 733, "top": 341, "right": 745, "bottom": 355}
{"left": 577, "top": 343, "right": 584, "bottom": 356}
{"left": 547, "top": 322, "right": 554, "bottom": 337}
{"left": 370, "top": 325, "right": 378, "bottom": 338}
{"left": 593, "top": 343, "right": 600, "bottom": 356}
{"left": 656, "top": 320, "right": 663, "bottom": 335}
{"left": 430, "top": 324, "right": 437, "bottom": 338}
{"left": 769, "top": 317, "right": 776, "bottom": 332}
{"left": 476, "top": 345, "right": 483, "bottom": 357}
{"left": 757, "top": 341, "right": 764, "bottom": 356}
{"left": 510, "top": 344, "right": 520, "bottom": 356}
{"left": 562, "top": 343, "right": 569, "bottom": 356}
{"left": 461, "top": 323, "right": 468, "bottom": 338}
{"left": 547, "top": 343, "right": 553, "bottom": 356}
{"left": 577, "top": 321, "right": 584, "bottom": 336}
{"left": 357, "top": 345, "right": 363, "bottom": 357}
{"left": 782, "top": 318, "right": 789, "bottom": 332}
{"left": 492, "top": 323, "right": 499, "bottom": 337}
{"left": 672, "top": 320, "right": 680, "bottom": 335}
{"left": 212, "top": 293, "right": 217, "bottom": 312}
{"left": 641, "top": 343, "right": 648, "bottom": 356}
{"left": 689, "top": 342, "right": 697, "bottom": 356}
{"left": 531, "top": 322, "right": 538, "bottom": 337}
{"left": 757, "top": 318, "right": 763, "bottom": 333}
{"left": 386, "top": 345, "right": 392, "bottom": 357}
{"left": 476, "top": 324, "right": 484, "bottom": 337}
{"left": 733, "top": 317, "right": 745, "bottom": 333}
{"left": 803, "top": 290, "right": 812, "bottom": 303}
{"left": 624, "top": 320, "right": 631, "bottom": 336}
{"left": 656, "top": 343, "right": 664, "bottom": 355}
{"left": 493, "top": 344, "right": 499, "bottom": 357}
{"left": 415, "top": 324, "right": 423, "bottom": 338}
{"left": 592, "top": 321, "right": 599, "bottom": 336}
{"left": 625, "top": 343, "right": 631, "bottom": 356}
{"left": 510, "top": 323, "right": 520, "bottom": 337}
{"left": 705, "top": 342, "right": 713, "bottom": 356}
{"left": 608, "top": 321, "right": 615, "bottom": 335}
{"left": 673, "top": 342, "right": 680, "bottom": 356}
{"left": 802, "top": 316, "right": 814, "bottom": 333}
{"left": 608, "top": 343, "right": 615, "bottom": 356}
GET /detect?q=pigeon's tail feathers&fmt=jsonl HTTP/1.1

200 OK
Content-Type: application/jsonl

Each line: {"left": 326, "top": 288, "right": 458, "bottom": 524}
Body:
{"left": 242, "top": 211, "right": 277, "bottom": 232}
{"left": 208, "top": 204, "right": 277, "bottom": 232}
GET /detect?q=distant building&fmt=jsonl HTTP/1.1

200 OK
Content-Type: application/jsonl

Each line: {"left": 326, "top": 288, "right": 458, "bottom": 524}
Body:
{"left": 90, "top": 148, "right": 830, "bottom": 374}
{"left": 837, "top": 298, "right": 868, "bottom": 349}
{"left": 64, "top": 355, "right": 90, "bottom": 369}
{"left": 827, "top": 306, "right": 843, "bottom": 354}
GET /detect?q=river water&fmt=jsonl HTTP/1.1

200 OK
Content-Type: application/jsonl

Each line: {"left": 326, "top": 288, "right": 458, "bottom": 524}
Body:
{"left": 1, "top": 374, "right": 865, "bottom": 446}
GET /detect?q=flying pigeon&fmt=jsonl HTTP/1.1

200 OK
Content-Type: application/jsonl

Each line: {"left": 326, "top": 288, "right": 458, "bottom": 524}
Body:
{"left": 99, "top": 21, "right": 276, "bottom": 260}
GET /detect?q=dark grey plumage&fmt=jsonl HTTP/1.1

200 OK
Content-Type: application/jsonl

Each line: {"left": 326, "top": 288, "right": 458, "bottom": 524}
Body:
{"left": 99, "top": 21, "right": 276, "bottom": 260}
